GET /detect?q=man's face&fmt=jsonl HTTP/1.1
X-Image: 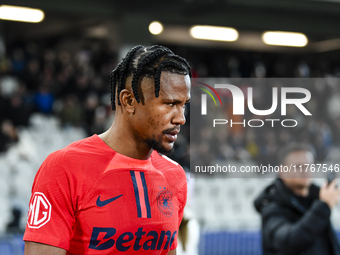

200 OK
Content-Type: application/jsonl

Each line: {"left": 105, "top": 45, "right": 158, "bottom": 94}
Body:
{"left": 280, "top": 150, "right": 314, "bottom": 191}
{"left": 132, "top": 72, "right": 191, "bottom": 155}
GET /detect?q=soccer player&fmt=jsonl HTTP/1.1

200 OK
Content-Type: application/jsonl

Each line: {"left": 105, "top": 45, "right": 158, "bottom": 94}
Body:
{"left": 23, "top": 45, "right": 191, "bottom": 255}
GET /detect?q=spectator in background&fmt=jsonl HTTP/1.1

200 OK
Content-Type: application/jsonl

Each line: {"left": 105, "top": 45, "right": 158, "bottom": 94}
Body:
{"left": 11, "top": 48, "right": 25, "bottom": 75}
{"left": 8, "top": 93, "right": 31, "bottom": 126}
{"left": 59, "top": 95, "right": 84, "bottom": 127}
{"left": 6, "top": 208, "right": 22, "bottom": 234}
{"left": 34, "top": 83, "right": 54, "bottom": 114}
{"left": 177, "top": 209, "right": 199, "bottom": 255}
{"left": 177, "top": 174, "right": 199, "bottom": 255}
{"left": 0, "top": 120, "right": 18, "bottom": 151}
{"left": 23, "top": 58, "right": 41, "bottom": 91}
{"left": 254, "top": 143, "right": 340, "bottom": 255}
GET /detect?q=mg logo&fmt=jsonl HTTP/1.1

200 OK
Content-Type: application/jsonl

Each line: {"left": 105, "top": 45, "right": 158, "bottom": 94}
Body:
{"left": 27, "top": 192, "right": 51, "bottom": 229}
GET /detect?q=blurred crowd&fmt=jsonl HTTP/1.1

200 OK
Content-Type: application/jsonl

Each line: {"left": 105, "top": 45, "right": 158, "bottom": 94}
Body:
{"left": 1, "top": 41, "right": 340, "bottom": 169}
{"left": 0, "top": 41, "right": 117, "bottom": 152}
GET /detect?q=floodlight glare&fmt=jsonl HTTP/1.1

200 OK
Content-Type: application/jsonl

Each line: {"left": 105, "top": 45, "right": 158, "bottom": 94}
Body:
{"left": 149, "top": 21, "right": 163, "bottom": 35}
{"left": 190, "top": 25, "right": 239, "bottom": 42}
{"left": 0, "top": 5, "right": 45, "bottom": 23}
{"left": 262, "top": 31, "right": 308, "bottom": 47}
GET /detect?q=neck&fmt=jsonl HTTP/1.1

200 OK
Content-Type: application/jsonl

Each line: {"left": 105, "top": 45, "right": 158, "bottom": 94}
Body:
{"left": 99, "top": 118, "right": 153, "bottom": 160}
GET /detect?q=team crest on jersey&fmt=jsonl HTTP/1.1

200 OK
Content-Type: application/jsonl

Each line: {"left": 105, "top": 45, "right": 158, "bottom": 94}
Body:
{"left": 156, "top": 189, "right": 173, "bottom": 217}
{"left": 27, "top": 192, "right": 51, "bottom": 228}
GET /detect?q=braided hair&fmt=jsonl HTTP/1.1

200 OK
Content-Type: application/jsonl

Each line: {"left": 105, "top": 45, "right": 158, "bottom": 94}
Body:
{"left": 109, "top": 45, "right": 191, "bottom": 110}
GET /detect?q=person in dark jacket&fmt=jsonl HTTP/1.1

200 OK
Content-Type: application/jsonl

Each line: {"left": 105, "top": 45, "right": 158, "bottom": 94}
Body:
{"left": 254, "top": 143, "right": 340, "bottom": 255}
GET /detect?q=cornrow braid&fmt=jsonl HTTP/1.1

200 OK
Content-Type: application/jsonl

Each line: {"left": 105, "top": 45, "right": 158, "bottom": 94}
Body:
{"left": 109, "top": 45, "right": 191, "bottom": 110}
{"left": 131, "top": 48, "right": 173, "bottom": 103}
{"left": 165, "top": 54, "right": 192, "bottom": 77}
{"left": 116, "top": 45, "right": 144, "bottom": 107}
{"left": 110, "top": 45, "right": 143, "bottom": 110}
{"left": 154, "top": 60, "right": 188, "bottom": 97}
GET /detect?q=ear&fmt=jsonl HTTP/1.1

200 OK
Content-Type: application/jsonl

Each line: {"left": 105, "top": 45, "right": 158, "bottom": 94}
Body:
{"left": 119, "top": 89, "right": 136, "bottom": 113}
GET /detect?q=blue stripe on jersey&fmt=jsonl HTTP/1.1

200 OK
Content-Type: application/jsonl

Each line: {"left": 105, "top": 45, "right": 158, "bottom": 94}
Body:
{"left": 140, "top": 172, "right": 151, "bottom": 218}
{"left": 130, "top": 171, "right": 142, "bottom": 218}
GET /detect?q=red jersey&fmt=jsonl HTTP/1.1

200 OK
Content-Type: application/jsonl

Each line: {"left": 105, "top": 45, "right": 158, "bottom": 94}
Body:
{"left": 23, "top": 135, "right": 187, "bottom": 254}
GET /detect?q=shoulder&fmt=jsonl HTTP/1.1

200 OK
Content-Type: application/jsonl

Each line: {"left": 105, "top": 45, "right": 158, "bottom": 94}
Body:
{"left": 262, "top": 201, "right": 286, "bottom": 217}
{"left": 39, "top": 137, "right": 87, "bottom": 172}
{"left": 255, "top": 180, "right": 291, "bottom": 218}
{"left": 32, "top": 136, "right": 116, "bottom": 205}
{"left": 58, "top": 135, "right": 109, "bottom": 160}
{"left": 37, "top": 135, "right": 115, "bottom": 181}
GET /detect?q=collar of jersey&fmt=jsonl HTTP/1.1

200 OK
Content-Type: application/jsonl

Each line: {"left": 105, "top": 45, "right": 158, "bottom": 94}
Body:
{"left": 105, "top": 152, "right": 155, "bottom": 172}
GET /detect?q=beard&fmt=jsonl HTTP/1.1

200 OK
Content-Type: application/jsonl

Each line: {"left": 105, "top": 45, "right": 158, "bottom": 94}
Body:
{"left": 145, "top": 136, "right": 175, "bottom": 156}
{"left": 145, "top": 129, "right": 177, "bottom": 156}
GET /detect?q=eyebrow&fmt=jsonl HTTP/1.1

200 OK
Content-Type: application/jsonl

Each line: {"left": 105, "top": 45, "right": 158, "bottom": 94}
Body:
{"left": 163, "top": 99, "right": 191, "bottom": 104}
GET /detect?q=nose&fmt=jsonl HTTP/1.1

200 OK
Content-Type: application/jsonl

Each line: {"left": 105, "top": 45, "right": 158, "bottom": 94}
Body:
{"left": 172, "top": 105, "right": 186, "bottom": 126}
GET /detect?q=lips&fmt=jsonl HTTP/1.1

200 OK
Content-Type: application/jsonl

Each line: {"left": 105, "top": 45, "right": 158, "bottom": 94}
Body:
{"left": 164, "top": 129, "right": 180, "bottom": 142}
{"left": 165, "top": 133, "right": 178, "bottom": 142}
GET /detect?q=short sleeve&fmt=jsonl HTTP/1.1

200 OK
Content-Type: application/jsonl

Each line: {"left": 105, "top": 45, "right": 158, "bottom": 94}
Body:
{"left": 23, "top": 150, "right": 76, "bottom": 250}
{"left": 170, "top": 167, "right": 187, "bottom": 250}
